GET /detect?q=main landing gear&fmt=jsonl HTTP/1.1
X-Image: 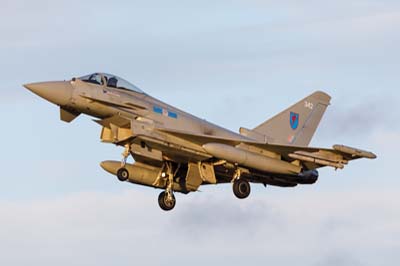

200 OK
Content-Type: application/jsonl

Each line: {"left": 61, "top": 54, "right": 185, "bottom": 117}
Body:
{"left": 157, "top": 162, "right": 176, "bottom": 211}
{"left": 158, "top": 191, "right": 176, "bottom": 211}
{"left": 233, "top": 179, "right": 251, "bottom": 199}
{"left": 232, "top": 168, "right": 251, "bottom": 199}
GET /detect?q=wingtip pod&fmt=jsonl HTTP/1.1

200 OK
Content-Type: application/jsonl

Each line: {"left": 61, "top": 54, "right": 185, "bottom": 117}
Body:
{"left": 333, "top": 145, "right": 377, "bottom": 159}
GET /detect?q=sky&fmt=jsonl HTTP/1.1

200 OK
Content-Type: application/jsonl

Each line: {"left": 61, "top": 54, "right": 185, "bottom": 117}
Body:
{"left": 0, "top": 0, "right": 399, "bottom": 265}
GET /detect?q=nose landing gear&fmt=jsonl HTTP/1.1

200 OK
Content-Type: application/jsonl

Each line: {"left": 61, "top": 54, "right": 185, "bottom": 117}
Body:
{"left": 117, "top": 144, "right": 130, "bottom": 182}
{"left": 117, "top": 168, "right": 129, "bottom": 181}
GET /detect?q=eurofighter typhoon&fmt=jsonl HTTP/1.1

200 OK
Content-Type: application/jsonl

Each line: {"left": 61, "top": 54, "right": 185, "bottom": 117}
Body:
{"left": 24, "top": 73, "right": 376, "bottom": 211}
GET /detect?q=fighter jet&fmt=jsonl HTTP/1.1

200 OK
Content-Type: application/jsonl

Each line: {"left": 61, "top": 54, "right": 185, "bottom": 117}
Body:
{"left": 24, "top": 73, "right": 376, "bottom": 211}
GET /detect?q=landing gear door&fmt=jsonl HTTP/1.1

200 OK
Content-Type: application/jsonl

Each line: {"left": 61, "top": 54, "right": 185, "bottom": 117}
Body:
{"left": 185, "top": 163, "right": 203, "bottom": 191}
{"left": 199, "top": 162, "right": 217, "bottom": 184}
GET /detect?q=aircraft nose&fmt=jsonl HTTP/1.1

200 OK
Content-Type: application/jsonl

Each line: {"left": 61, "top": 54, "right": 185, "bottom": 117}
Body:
{"left": 24, "top": 81, "right": 73, "bottom": 106}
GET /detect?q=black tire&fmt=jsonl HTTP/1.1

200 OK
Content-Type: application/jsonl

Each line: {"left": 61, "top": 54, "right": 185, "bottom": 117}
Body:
{"left": 233, "top": 179, "right": 251, "bottom": 199}
{"left": 117, "top": 168, "right": 129, "bottom": 182}
{"left": 158, "top": 191, "right": 176, "bottom": 211}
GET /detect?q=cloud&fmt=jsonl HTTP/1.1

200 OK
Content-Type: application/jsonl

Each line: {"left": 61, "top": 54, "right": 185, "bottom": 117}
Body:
{"left": 314, "top": 251, "right": 364, "bottom": 266}
{"left": 318, "top": 96, "right": 399, "bottom": 139}
{"left": 169, "top": 193, "right": 287, "bottom": 241}
{"left": 0, "top": 189, "right": 399, "bottom": 266}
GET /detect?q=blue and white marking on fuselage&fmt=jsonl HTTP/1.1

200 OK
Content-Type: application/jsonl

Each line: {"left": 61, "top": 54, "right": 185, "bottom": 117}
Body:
{"left": 153, "top": 106, "right": 178, "bottom": 119}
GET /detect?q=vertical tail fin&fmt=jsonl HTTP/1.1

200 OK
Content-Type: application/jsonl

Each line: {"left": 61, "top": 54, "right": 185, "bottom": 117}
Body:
{"left": 252, "top": 91, "right": 331, "bottom": 146}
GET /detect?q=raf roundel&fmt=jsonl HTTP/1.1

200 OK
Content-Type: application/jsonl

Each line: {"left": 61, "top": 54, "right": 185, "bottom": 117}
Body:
{"left": 290, "top": 112, "right": 299, "bottom": 130}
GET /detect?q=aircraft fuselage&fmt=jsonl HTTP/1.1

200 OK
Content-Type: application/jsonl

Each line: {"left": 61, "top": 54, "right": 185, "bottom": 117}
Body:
{"left": 24, "top": 72, "right": 376, "bottom": 211}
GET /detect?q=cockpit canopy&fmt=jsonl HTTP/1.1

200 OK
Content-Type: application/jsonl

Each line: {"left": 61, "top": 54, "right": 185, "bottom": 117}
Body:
{"left": 78, "top": 73, "right": 144, "bottom": 94}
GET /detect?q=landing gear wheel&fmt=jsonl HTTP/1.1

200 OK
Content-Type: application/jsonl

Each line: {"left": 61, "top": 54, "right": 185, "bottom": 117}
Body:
{"left": 117, "top": 168, "right": 129, "bottom": 182}
{"left": 233, "top": 179, "right": 251, "bottom": 199}
{"left": 158, "top": 191, "right": 176, "bottom": 211}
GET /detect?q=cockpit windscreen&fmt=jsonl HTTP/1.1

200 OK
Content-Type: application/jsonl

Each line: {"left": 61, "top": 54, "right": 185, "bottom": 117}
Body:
{"left": 78, "top": 73, "right": 144, "bottom": 93}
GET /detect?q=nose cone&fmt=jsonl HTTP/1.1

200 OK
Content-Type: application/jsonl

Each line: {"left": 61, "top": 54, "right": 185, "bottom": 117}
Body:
{"left": 24, "top": 81, "right": 73, "bottom": 106}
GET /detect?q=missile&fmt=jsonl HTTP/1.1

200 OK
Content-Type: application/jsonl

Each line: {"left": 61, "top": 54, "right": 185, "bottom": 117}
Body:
{"left": 202, "top": 143, "right": 301, "bottom": 175}
{"left": 288, "top": 153, "right": 345, "bottom": 169}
